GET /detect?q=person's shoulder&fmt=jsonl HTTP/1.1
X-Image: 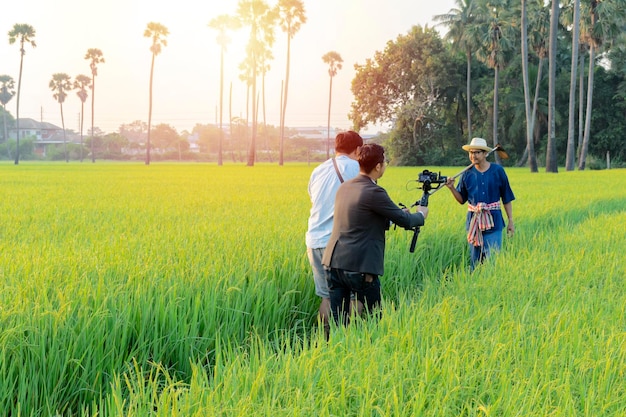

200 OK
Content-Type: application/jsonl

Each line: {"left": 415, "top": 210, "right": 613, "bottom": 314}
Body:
{"left": 311, "top": 158, "right": 333, "bottom": 173}
{"left": 336, "top": 155, "right": 358, "bottom": 166}
{"left": 488, "top": 163, "right": 506, "bottom": 173}
{"left": 345, "top": 174, "right": 365, "bottom": 183}
{"left": 493, "top": 163, "right": 510, "bottom": 176}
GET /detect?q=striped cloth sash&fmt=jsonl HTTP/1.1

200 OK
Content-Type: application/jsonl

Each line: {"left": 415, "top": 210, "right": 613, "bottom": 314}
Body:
{"left": 467, "top": 202, "right": 501, "bottom": 247}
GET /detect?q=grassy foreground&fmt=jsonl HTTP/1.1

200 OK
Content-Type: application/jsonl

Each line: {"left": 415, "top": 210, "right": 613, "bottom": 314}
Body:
{"left": 0, "top": 162, "right": 624, "bottom": 416}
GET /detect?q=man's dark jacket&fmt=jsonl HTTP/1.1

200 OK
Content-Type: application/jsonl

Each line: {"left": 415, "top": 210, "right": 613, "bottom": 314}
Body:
{"left": 322, "top": 174, "right": 425, "bottom": 276}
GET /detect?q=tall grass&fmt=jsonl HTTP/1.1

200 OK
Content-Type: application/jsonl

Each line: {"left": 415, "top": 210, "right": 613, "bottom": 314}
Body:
{"left": 0, "top": 163, "right": 624, "bottom": 416}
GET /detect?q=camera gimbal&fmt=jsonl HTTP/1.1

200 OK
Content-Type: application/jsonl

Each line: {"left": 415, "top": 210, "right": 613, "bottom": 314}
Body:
{"left": 402, "top": 170, "right": 447, "bottom": 252}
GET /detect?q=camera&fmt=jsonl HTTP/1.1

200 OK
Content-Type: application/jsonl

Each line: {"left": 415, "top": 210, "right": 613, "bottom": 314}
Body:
{"left": 400, "top": 170, "right": 449, "bottom": 253}
{"left": 417, "top": 170, "right": 447, "bottom": 191}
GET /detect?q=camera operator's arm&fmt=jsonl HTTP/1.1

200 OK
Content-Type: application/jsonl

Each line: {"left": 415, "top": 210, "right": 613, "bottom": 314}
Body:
{"left": 446, "top": 177, "right": 464, "bottom": 204}
{"left": 415, "top": 205, "right": 428, "bottom": 219}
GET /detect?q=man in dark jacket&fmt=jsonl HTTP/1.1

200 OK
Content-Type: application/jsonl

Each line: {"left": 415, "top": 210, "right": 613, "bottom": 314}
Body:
{"left": 322, "top": 143, "right": 429, "bottom": 326}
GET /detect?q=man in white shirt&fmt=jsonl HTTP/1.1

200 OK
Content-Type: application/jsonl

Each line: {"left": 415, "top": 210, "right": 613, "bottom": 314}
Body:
{"left": 306, "top": 131, "right": 363, "bottom": 336}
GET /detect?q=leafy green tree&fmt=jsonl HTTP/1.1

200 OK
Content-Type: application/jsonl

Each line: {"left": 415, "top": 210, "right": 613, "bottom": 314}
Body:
{"left": 144, "top": 22, "right": 169, "bottom": 165}
{"left": 8, "top": 23, "right": 36, "bottom": 165}
{"left": 193, "top": 123, "right": 222, "bottom": 153}
{"left": 0, "top": 75, "right": 15, "bottom": 150}
{"left": 322, "top": 51, "right": 342, "bottom": 159}
{"left": 49, "top": 73, "right": 72, "bottom": 162}
{"left": 236, "top": 0, "right": 276, "bottom": 166}
{"left": 150, "top": 123, "right": 179, "bottom": 151}
{"left": 588, "top": 69, "right": 626, "bottom": 164}
{"left": 209, "top": 14, "right": 240, "bottom": 166}
{"left": 350, "top": 26, "right": 456, "bottom": 163}
{"left": 101, "top": 132, "right": 129, "bottom": 157}
{"left": 119, "top": 120, "right": 147, "bottom": 144}
{"left": 277, "top": 0, "right": 306, "bottom": 165}
{"left": 84, "top": 48, "right": 104, "bottom": 163}
{"left": 74, "top": 74, "right": 91, "bottom": 162}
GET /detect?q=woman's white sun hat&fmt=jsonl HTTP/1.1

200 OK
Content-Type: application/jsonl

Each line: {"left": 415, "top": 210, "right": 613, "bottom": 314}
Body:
{"left": 462, "top": 137, "right": 492, "bottom": 152}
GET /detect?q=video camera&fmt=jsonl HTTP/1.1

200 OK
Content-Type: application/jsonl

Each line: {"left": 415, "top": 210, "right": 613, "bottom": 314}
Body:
{"left": 401, "top": 170, "right": 448, "bottom": 253}
{"left": 416, "top": 170, "right": 447, "bottom": 206}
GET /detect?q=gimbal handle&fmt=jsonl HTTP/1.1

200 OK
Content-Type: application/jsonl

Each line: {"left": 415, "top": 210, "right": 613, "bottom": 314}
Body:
{"left": 409, "top": 226, "right": 421, "bottom": 253}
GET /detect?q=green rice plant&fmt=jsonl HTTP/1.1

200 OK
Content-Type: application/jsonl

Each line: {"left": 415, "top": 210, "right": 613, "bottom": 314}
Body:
{"left": 0, "top": 163, "right": 624, "bottom": 416}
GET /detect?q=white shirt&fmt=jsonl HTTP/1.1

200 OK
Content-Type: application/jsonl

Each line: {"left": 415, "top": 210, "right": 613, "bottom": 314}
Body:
{"left": 306, "top": 154, "right": 360, "bottom": 248}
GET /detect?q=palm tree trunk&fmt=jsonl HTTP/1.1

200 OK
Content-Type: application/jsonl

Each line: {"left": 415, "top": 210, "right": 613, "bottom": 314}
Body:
{"left": 280, "top": 38, "right": 292, "bottom": 166}
{"left": 2, "top": 108, "right": 10, "bottom": 159}
{"left": 262, "top": 70, "right": 270, "bottom": 162}
{"left": 326, "top": 75, "right": 333, "bottom": 159}
{"left": 566, "top": 0, "right": 580, "bottom": 171}
{"left": 577, "top": 51, "right": 585, "bottom": 161}
{"left": 493, "top": 67, "right": 501, "bottom": 165}
{"left": 229, "top": 82, "right": 235, "bottom": 163}
{"left": 60, "top": 103, "right": 68, "bottom": 162}
{"left": 578, "top": 44, "right": 595, "bottom": 170}
{"left": 15, "top": 52, "right": 24, "bottom": 165}
{"left": 146, "top": 54, "right": 155, "bottom": 165}
{"left": 528, "top": 58, "right": 542, "bottom": 172}
{"left": 80, "top": 102, "right": 84, "bottom": 162}
{"left": 545, "top": 0, "right": 559, "bottom": 173}
{"left": 520, "top": 0, "right": 537, "bottom": 173}
{"left": 91, "top": 75, "right": 96, "bottom": 163}
{"left": 246, "top": 57, "right": 257, "bottom": 167}
{"left": 218, "top": 46, "right": 224, "bottom": 166}
{"left": 466, "top": 47, "right": 472, "bottom": 141}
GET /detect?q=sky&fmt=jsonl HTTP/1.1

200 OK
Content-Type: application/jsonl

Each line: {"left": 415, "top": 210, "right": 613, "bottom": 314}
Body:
{"left": 1, "top": 0, "right": 457, "bottom": 136}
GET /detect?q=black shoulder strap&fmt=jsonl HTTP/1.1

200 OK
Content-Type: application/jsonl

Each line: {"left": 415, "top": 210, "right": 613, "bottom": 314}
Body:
{"left": 331, "top": 157, "right": 344, "bottom": 183}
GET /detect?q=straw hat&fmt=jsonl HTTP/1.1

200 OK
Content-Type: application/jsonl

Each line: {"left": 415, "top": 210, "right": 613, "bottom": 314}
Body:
{"left": 462, "top": 137, "right": 492, "bottom": 152}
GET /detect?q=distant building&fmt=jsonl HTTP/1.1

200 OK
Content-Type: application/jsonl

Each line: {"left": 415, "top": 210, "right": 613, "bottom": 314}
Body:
{"left": 8, "top": 118, "right": 78, "bottom": 156}
{"left": 289, "top": 126, "right": 340, "bottom": 141}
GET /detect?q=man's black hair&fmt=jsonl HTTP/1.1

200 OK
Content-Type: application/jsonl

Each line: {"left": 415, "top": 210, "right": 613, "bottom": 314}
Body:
{"left": 335, "top": 130, "right": 363, "bottom": 154}
{"left": 358, "top": 143, "right": 385, "bottom": 173}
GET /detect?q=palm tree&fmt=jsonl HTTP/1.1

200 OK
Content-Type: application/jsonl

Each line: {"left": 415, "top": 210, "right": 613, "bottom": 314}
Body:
{"left": 257, "top": 44, "right": 274, "bottom": 161}
{"left": 520, "top": 0, "right": 534, "bottom": 173}
{"left": 49, "top": 73, "right": 72, "bottom": 162}
{"left": 144, "top": 22, "right": 169, "bottom": 165}
{"left": 563, "top": 0, "right": 581, "bottom": 171}
{"left": 322, "top": 51, "right": 343, "bottom": 159}
{"left": 434, "top": 0, "right": 478, "bottom": 142}
{"left": 277, "top": 0, "right": 306, "bottom": 165}
{"left": 236, "top": 0, "right": 276, "bottom": 167}
{"left": 545, "top": 0, "right": 559, "bottom": 173}
{"left": 0, "top": 75, "right": 15, "bottom": 151}
{"left": 525, "top": 0, "right": 550, "bottom": 172}
{"left": 8, "top": 23, "right": 36, "bottom": 165}
{"left": 578, "top": 0, "right": 623, "bottom": 170}
{"left": 209, "top": 15, "right": 240, "bottom": 166}
{"left": 74, "top": 74, "right": 91, "bottom": 162}
{"left": 84, "top": 48, "right": 105, "bottom": 163}
{"left": 471, "top": 0, "right": 513, "bottom": 164}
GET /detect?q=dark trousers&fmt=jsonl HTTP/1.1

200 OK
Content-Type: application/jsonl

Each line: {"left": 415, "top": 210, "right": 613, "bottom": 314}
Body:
{"left": 326, "top": 268, "right": 381, "bottom": 326}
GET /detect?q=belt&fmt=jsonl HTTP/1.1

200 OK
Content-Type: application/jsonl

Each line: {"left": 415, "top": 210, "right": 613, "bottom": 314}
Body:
{"left": 467, "top": 202, "right": 500, "bottom": 247}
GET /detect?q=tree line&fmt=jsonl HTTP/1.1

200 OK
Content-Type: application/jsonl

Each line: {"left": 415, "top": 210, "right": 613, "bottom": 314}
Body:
{"left": 1, "top": 0, "right": 352, "bottom": 166}
{"left": 3, "top": 0, "right": 624, "bottom": 169}
{"left": 350, "top": 0, "right": 626, "bottom": 170}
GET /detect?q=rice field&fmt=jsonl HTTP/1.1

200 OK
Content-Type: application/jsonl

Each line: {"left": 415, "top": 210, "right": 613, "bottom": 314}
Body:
{"left": 0, "top": 162, "right": 624, "bottom": 416}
